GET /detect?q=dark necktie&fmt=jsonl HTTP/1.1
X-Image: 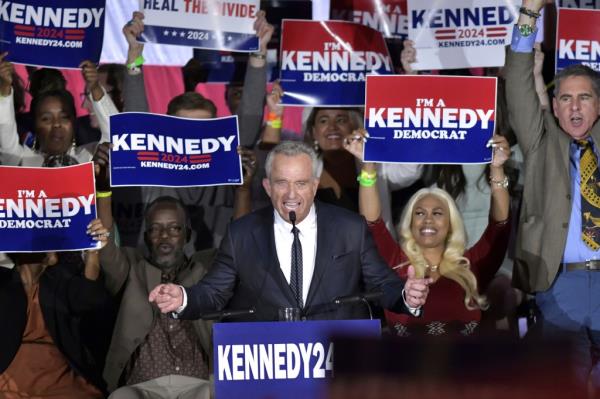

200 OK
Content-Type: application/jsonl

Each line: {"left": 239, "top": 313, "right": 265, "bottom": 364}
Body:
{"left": 578, "top": 139, "right": 600, "bottom": 250}
{"left": 290, "top": 226, "right": 303, "bottom": 308}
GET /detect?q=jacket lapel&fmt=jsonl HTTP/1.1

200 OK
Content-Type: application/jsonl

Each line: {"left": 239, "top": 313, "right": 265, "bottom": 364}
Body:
{"left": 253, "top": 208, "right": 297, "bottom": 306}
{"left": 306, "top": 202, "right": 334, "bottom": 307}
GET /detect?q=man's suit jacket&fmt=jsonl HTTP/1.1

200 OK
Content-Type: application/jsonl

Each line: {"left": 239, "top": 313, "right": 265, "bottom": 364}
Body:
{"left": 505, "top": 48, "right": 600, "bottom": 293}
{"left": 99, "top": 235, "right": 215, "bottom": 392}
{"left": 180, "top": 201, "right": 408, "bottom": 321}
{"left": 0, "top": 264, "right": 110, "bottom": 394}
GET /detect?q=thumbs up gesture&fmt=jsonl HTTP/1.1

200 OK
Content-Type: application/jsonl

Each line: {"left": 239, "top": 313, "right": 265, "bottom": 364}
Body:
{"left": 403, "top": 265, "right": 432, "bottom": 309}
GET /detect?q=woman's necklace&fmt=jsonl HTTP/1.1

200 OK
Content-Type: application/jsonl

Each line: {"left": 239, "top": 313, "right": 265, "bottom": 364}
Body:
{"left": 425, "top": 264, "right": 439, "bottom": 272}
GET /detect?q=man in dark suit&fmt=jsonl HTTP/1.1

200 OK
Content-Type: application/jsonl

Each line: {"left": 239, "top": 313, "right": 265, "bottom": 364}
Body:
{"left": 150, "top": 141, "right": 430, "bottom": 320}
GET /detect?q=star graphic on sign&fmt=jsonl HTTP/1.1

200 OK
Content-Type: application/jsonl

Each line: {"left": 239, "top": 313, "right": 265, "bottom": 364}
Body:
{"left": 171, "top": 30, "right": 178, "bottom": 36}
{"left": 227, "top": 36, "right": 232, "bottom": 41}
{"left": 180, "top": 31, "right": 185, "bottom": 37}
{"left": 163, "top": 30, "right": 169, "bottom": 36}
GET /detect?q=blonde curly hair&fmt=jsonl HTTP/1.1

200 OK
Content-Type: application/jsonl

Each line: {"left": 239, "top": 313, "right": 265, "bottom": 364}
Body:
{"left": 398, "top": 187, "right": 488, "bottom": 310}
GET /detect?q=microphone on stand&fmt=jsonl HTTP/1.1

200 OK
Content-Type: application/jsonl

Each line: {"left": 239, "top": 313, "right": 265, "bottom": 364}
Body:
{"left": 202, "top": 307, "right": 256, "bottom": 321}
{"left": 333, "top": 291, "right": 384, "bottom": 320}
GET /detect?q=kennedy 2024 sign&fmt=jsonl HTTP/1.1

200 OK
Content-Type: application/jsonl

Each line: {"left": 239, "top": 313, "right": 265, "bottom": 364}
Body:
{"left": 0, "top": 0, "right": 106, "bottom": 68}
{"left": 556, "top": 8, "right": 600, "bottom": 73}
{"left": 0, "top": 163, "right": 99, "bottom": 252}
{"left": 279, "top": 19, "right": 393, "bottom": 107}
{"left": 110, "top": 112, "right": 242, "bottom": 187}
{"left": 364, "top": 75, "right": 496, "bottom": 164}
{"left": 140, "top": 0, "right": 260, "bottom": 52}
{"left": 214, "top": 320, "right": 380, "bottom": 399}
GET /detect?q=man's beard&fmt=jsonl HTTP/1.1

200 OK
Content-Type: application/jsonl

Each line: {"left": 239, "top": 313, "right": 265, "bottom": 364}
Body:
{"left": 151, "top": 247, "right": 186, "bottom": 271}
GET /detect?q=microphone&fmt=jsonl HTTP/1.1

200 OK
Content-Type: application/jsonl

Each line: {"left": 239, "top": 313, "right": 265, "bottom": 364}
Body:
{"left": 333, "top": 291, "right": 383, "bottom": 306}
{"left": 202, "top": 307, "right": 256, "bottom": 321}
{"left": 289, "top": 210, "right": 297, "bottom": 227}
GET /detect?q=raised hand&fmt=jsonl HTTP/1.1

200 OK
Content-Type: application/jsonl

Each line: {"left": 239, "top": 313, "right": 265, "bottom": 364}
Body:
{"left": 149, "top": 283, "right": 184, "bottom": 313}
{"left": 92, "top": 142, "right": 111, "bottom": 191}
{"left": 343, "top": 128, "right": 368, "bottom": 161}
{"left": 0, "top": 52, "right": 14, "bottom": 96}
{"left": 404, "top": 265, "right": 432, "bottom": 308}
{"left": 400, "top": 40, "right": 417, "bottom": 75}
{"left": 123, "top": 11, "right": 145, "bottom": 65}
{"left": 87, "top": 218, "right": 110, "bottom": 248}
{"left": 266, "top": 81, "right": 283, "bottom": 117}
{"left": 79, "top": 60, "right": 103, "bottom": 101}
{"left": 238, "top": 146, "right": 257, "bottom": 187}
{"left": 488, "top": 135, "right": 511, "bottom": 168}
{"left": 254, "top": 10, "right": 274, "bottom": 56}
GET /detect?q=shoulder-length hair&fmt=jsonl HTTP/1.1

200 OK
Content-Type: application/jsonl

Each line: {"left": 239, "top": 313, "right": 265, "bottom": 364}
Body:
{"left": 398, "top": 187, "right": 488, "bottom": 310}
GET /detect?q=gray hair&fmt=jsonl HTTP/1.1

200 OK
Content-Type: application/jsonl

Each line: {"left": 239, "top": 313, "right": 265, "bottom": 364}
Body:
{"left": 553, "top": 64, "right": 600, "bottom": 98}
{"left": 264, "top": 141, "right": 323, "bottom": 180}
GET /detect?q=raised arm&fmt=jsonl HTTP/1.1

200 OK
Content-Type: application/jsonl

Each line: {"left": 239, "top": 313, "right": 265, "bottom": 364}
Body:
{"left": 0, "top": 53, "right": 31, "bottom": 165}
{"left": 80, "top": 60, "right": 118, "bottom": 143}
{"left": 237, "top": 10, "right": 274, "bottom": 147}
{"left": 343, "top": 128, "right": 382, "bottom": 222}
{"left": 488, "top": 135, "right": 511, "bottom": 222}
{"left": 122, "top": 11, "right": 149, "bottom": 112}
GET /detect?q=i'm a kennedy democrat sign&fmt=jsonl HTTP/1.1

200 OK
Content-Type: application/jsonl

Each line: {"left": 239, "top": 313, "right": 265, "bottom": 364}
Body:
{"left": 556, "top": 8, "right": 600, "bottom": 73}
{"left": 0, "top": 0, "right": 106, "bottom": 68}
{"left": 140, "top": 0, "right": 259, "bottom": 52}
{"left": 110, "top": 112, "right": 242, "bottom": 187}
{"left": 214, "top": 320, "right": 381, "bottom": 399}
{"left": 0, "top": 163, "right": 99, "bottom": 253}
{"left": 279, "top": 19, "right": 393, "bottom": 107}
{"left": 364, "top": 75, "right": 496, "bottom": 164}
{"left": 330, "top": 0, "right": 408, "bottom": 39}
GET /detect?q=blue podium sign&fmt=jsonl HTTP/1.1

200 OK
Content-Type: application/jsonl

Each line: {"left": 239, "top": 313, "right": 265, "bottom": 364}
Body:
{"left": 213, "top": 319, "right": 381, "bottom": 399}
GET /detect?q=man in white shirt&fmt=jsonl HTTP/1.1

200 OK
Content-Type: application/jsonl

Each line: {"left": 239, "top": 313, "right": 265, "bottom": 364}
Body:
{"left": 150, "top": 141, "right": 430, "bottom": 321}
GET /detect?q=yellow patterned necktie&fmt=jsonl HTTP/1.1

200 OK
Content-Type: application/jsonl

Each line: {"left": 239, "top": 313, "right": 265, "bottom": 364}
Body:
{"left": 578, "top": 139, "right": 600, "bottom": 250}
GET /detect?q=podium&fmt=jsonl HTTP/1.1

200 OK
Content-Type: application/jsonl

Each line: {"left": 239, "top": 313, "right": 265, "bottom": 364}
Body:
{"left": 213, "top": 319, "right": 381, "bottom": 399}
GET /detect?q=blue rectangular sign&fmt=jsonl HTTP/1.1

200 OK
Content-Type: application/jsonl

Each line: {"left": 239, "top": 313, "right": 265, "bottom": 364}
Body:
{"left": 213, "top": 319, "right": 381, "bottom": 399}
{"left": 110, "top": 112, "right": 242, "bottom": 187}
{"left": 0, "top": 0, "right": 106, "bottom": 68}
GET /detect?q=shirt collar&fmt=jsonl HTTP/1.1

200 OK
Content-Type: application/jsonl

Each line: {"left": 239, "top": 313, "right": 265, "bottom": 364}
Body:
{"left": 273, "top": 204, "right": 317, "bottom": 233}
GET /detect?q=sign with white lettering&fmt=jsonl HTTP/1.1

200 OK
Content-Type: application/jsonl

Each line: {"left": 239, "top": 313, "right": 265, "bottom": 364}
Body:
{"left": 213, "top": 320, "right": 380, "bottom": 399}
{"left": 556, "top": 8, "right": 600, "bottom": 73}
{"left": 559, "top": 0, "right": 600, "bottom": 8}
{"left": 109, "top": 112, "right": 242, "bottom": 187}
{"left": 0, "top": 163, "right": 99, "bottom": 252}
{"left": 279, "top": 19, "right": 393, "bottom": 107}
{"left": 364, "top": 75, "right": 496, "bottom": 163}
{"left": 0, "top": 0, "right": 106, "bottom": 68}
{"left": 139, "top": 0, "right": 260, "bottom": 52}
{"left": 330, "top": 0, "right": 408, "bottom": 39}
{"left": 407, "top": 0, "right": 521, "bottom": 70}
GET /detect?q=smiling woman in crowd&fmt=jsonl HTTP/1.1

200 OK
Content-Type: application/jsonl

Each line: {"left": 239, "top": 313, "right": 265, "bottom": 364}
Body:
{"left": 345, "top": 130, "right": 512, "bottom": 336}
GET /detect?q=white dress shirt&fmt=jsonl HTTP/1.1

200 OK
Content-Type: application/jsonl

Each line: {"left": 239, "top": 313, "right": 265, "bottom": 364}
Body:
{"left": 273, "top": 205, "right": 317, "bottom": 305}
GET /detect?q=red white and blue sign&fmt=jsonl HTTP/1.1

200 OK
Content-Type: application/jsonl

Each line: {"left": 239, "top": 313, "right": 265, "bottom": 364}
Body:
{"left": 214, "top": 320, "right": 381, "bottom": 399}
{"left": 0, "top": 163, "right": 99, "bottom": 253}
{"left": 110, "top": 112, "right": 242, "bottom": 187}
{"left": 140, "top": 0, "right": 260, "bottom": 52}
{"left": 279, "top": 19, "right": 393, "bottom": 107}
{"left": 364, "top": 75, "right": 496, "bottom": 164}
{"left": 559, "top": 0, "right": 600, "bottom": 8}
{"left": 330, "top": 0, "right": 408, "bottom": 39}
{"left": 0, "top": 0, "right": 106, "bottom": 69}
{"left": 556, "top": 8, "right": 600, "bottom": 73}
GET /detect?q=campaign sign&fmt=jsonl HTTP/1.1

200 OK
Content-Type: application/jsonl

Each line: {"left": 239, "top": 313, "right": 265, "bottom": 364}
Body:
{"left": 110, "top": 112, "right": 242, "bottom": 187}
{"left": 364, "top": 75, "right": 496, "bottom": 163}
{"left": 214, "top": 320, "right": 381, "bottom": 399}
{"left": 330, "top": 0, "right": 408, "bottom": 39}
{"left": 407, "top": 0, "right": 522, "bottom": 70}
{"left": 559, "top": 0, "right": 600, "bottom": 8}
{"left": 0, "top": 0, "right": 106, "bottom": 69}
{"left": 556, "top": 8, "right": 600, "bottom": 73}
{"left": 140, "top": 0, "right": 259, "bottom": 52}
{"left": 279, "top": 19, "right": 393, "bottom": 107}
{"left": 0, "top": 163, "right": 98, "bottom": 253}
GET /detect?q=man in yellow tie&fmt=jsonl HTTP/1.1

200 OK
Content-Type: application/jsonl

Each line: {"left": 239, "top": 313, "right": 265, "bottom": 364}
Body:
{"left": 506, "top": 0, "right": 600, "bottom": 392}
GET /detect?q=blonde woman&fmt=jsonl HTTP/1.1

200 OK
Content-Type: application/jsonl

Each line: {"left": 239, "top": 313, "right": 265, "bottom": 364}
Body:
{"left": 345, "top": 130, "right": 511, "bottom": 336}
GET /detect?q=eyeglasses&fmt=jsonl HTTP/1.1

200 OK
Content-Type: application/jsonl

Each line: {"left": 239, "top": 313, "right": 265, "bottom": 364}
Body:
{"left": 146, "top": 224, "right": 184, "bottom": 238}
